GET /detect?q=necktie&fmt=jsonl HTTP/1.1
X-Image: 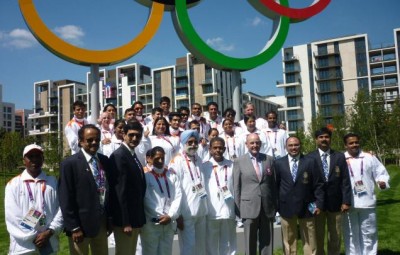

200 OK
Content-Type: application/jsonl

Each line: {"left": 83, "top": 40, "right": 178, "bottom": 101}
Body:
{"left": 252, "top": 157, "right": 262, "bottom": 181}
{"left": 91, "top": 157, "right": 99, "bottom": 177}
{"left": 322, "top": 153, "right": 329, "bottom": 181}
{"left": 91, "top": 157, "right": 101, "bottom": 188}
{"left": 292, "top": 158, "right": 298, "bottom": 182}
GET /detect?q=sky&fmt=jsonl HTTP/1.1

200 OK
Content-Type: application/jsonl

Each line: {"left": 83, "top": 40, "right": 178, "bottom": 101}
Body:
{"left": 0, "top": 0, "right": 399, "bottom": 110}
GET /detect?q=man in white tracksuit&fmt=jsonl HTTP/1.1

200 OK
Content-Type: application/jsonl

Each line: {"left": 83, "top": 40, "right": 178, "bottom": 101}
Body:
{"left": 342, "top": 133, "right": 390, "bottom": 255}
{"left": 141, "top": 146, "right": 182, "bottom": 255}
{"left": 5, "top": 144, "right": 63, "bottom": 254}
{"left": 203, "top": 137, "right": 236, "bottom": 255}
{"left": 169, "top": 130, "right": 208, "bottom": 255}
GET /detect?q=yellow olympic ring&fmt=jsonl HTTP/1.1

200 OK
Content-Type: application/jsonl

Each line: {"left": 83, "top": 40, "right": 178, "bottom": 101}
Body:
{"left": 19, "top": 0, "right": 164, "bottom": 66}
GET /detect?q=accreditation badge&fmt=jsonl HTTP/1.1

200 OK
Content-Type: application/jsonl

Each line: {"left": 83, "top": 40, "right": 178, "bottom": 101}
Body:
{"left": 354, "top": 180, "right": 367, "bottom": 195}
{"left": 20, "top": 207, "right": 43, "bottom": 231}
{"left": 98, "top": 187, "right": 106, "bottom": 206}
{"left": 194, "top": 183, "right": 207, "bottom": 199}
{"left": 220, "top": 186, "right": 233, "bottom": 201}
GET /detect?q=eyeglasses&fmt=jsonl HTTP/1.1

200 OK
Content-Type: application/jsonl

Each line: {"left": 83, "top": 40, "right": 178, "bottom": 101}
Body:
{"left": 134, "top": 107, "right": 143, "bottom": 111}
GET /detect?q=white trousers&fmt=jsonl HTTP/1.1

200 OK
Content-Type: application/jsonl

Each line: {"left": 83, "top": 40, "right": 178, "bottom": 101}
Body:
{"left": 178, "top": 216, "right": 206, "bottom": 255}
{"left": 342, "top": 207, "right": 377, "bottom": 255}
{"left": 206, "top": 218, "right": 237, "bottom": 255}
{"left": 141, "top": 223, "right": 174, "bottom": 255}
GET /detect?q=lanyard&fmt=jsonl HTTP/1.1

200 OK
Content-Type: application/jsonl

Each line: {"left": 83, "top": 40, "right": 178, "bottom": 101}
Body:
{"left": 212, "top": 165, "right": 228, "bottom": 188}
{"left": 151, "top": 168, "right": 171, "bottom": 199}
{"left": 225, "top": 134, "right": 236, "bottom": 156}
{"left": 346, "top": 157, "right": 364, "bottom": 177}
{"left": 25, "top": 180, "right": 46, "bottom": 211}
{"left": 184, "top": 153, "right": 201, "bottom": 182}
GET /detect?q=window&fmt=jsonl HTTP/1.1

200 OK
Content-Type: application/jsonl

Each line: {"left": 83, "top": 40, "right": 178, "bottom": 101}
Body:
{"left": 287, "top": 97, "right": 297, "bottom": 107}
{"left": 319, "top": 82, "right": 330, "bottom": 92}
{"left": 321, "top": 94, "right": 331, "bottom": 104}
{"left": 285, "top": 74, "right": 296, "bottom": 83}
{"left": 337, "top": 93, "right": 344, "bottom": 103}
{"left": 287, "top": 110, "right": 297, "bottom": 120}
{"left": 318, "top": 44, "right": 327, "bottom": 55}
{"left": 286, "top": 87, "right": 297, "bottom": 96}
{"left": 288, "top": 121, "right": 298, "bottom": 131}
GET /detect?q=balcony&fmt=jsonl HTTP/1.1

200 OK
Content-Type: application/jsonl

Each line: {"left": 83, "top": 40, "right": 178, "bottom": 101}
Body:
{"left": 316, "top": 86, "right": 344, "bottom": 94}
{"left": 283, "top": 67, "right": 301, "bottom": 73}
{"left": 283, "top": 55, "right": 299, "bottom": 62}
{"left": 276, "top": 78, "right": 301, "bottom": 88}
{"left": 314, "top": 60, "right": 341, "bottom": 69}
{"left": 28, "top": 112, "right": 58, "bottom": 119}
{"left": 313, "top": 49, "right": 340, "bottom": 57}
{"left": 200, "top": 79, "right": 213, "bottom": 85}
{"left": 315, "top": 73, "right": 342, "bottom": 81}
{"left": 175, "top": 93, "right": 189, "bottom": 99}
{"left": 285, "top": 90, "right": 302, "bottom": 97}
{"left": 176, "top": 83, "right": 188, "bottom": 89}
{"left": 317, "top": 99, "right": 343, "bottom": 106}
{"left": 28, "top": 128, "right": 58, "bottom": 136}
{"left": 175, "top": 71, "right": 187, "bottom": 78}
{"left": 287, "top": 114, "right": 304, "bottom": 121}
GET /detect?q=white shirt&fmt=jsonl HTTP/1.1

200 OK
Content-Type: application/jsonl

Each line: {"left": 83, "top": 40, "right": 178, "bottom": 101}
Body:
{"left": 169, "top": 153, "right": 208, "bottom": 218}
{"left": 135, "top": 136, "right": 151, "bottom": 166}
{"left": 64, "top": 117, "right": 88, "bottom": 154}
{"left": 5, "top": 170, "right": 63, "bottom": 255}
{"left": 236, "top": 129, "right": 271, "bottom": 157}
{"left": 239, "top": 117, "right": 267, "bottom": 131}
{"left": 344, "top": 151, "right": 390, "bottom": 208}
{"left": 143, "top": 167, "right": 182, "bottom": 226}
{"left": 288, "top": 155, "right": 300, "bottom": 175}
{"left": 150, "top": 135, "right": 179, "bottom": 166}
{"left": 262, "top": 126, "right": 288, "bottom": 158}
{"left": 203, "top": 158, "right": 235, "bottom": 219}
{"left": 99, "top": 129, "right": 114, "bottom": 157}
{"left": 219, "top": 132, "right": 240, "bottom": 160}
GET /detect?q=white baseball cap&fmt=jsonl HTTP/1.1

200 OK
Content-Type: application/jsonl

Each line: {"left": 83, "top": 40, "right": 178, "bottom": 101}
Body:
{"left": 23, "top": 144, "right": 43, "bottom": 157}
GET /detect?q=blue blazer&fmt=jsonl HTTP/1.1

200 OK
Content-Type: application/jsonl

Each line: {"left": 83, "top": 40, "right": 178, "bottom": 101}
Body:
{"left": 59, "top": 150, "right": 112, "bottom": 237}
{"left": 307, "top": 149, "right": 352, "bottom": 212}
{"left": 273, "top": 154, "right": 324, "bottom": 219}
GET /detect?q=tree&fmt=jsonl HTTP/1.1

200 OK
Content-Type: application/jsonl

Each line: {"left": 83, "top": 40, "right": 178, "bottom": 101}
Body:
{"left": 347, "top": 91, "right": 389, "bottom": 162}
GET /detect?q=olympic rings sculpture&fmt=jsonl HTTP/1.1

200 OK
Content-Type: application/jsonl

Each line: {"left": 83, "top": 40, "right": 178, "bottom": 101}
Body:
{"left": 19, "top": 0, "right": 330, "bottom": 71}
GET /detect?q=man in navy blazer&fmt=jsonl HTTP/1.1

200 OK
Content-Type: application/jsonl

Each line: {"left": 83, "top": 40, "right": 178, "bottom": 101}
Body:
{"left": 109, "top": 121, "right": 146, "bottom": 254}
{"left": 273, "top": 136, "right": 324, "bottom": 255}
{"left": 233, "top": 133, "right": 276, "bottom": 255}
{"left": 59, "top": 124, "right": 112, "bottom": 255}
{"left": 307, "top": 127, "right": 351, "bottom": 255}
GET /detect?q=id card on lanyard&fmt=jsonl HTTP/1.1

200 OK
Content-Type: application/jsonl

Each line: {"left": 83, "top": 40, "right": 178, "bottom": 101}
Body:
{"left": 346, "top": 157, "right": 367, "bottom": 195}
{"left": 213, "top": 165, "right": 233, "bottom": 201}
{"left": 185, "top": 155, "right": 207, "bottom": 199}
{"left": 20, "top": 180, "right": 46, "bottom": 230}
{"left": 151, "top": 169, "right": 172, "bottom": 214}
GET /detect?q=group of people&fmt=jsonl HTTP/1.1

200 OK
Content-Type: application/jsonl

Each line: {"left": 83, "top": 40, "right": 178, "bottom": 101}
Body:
{"left": 4, "top": 97, "right": 390, "bottom": 255}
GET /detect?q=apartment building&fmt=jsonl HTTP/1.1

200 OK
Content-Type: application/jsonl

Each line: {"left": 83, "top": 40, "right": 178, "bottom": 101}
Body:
{"left": 15, "top": 109, "right": 34, "bottom": 136}
{"left": 28, "top": 79, "right": 87, "bottom": 152}
{"left": 0, "top": 84, "right": 16, "bottom": 132}
{"left": 277, "top": 28, "right": 400, "bottom": 133}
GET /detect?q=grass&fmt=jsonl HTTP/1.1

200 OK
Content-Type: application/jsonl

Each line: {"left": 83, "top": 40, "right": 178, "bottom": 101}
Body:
{"left": 1, "top": 166, "right": 400, "bottom": 254}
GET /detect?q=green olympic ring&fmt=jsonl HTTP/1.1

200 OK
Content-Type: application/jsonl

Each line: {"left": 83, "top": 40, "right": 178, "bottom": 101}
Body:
{"left": 172, "top": 0, "right": 290, "bottom": 71}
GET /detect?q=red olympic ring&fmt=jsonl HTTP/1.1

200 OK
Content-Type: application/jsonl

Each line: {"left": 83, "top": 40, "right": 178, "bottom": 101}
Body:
{"left": 260, "top": 0, "right": 331, "bottom": 21}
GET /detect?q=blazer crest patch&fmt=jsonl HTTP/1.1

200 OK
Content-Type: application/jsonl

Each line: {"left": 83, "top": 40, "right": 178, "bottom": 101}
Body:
{"left": 302, "top": 171, "right": 309, "bottom": 184}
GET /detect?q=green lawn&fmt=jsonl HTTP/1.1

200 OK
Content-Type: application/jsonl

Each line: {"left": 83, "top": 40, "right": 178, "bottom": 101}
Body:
{"left": 1, "top": 166, "right": 400, "bottom": 254}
